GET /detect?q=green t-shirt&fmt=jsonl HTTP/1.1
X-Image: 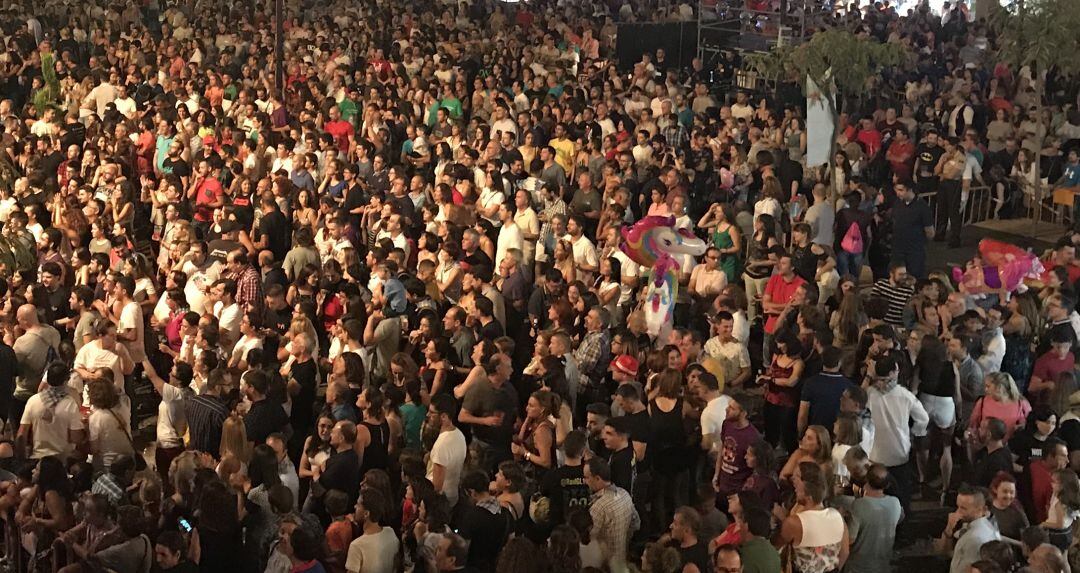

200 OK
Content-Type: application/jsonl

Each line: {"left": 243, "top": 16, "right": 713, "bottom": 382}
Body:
{"left": 739, "top": 537, "right": 781, "bottom": 573}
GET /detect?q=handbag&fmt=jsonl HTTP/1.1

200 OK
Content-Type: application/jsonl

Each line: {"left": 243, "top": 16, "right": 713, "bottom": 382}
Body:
{"left": 107, "top": 408, "right": 148, "bottom": 471}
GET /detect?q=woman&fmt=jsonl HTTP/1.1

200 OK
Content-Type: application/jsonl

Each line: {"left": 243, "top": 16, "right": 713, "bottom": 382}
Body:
{"left": 647, "top": 369, "right": 692, "bottom": 527}
{"left": 512, "top": 390, "right": 557, "bottom": 479}
{"left": 780, "top": 425, "right": 833, "bottom": 483}
{"left": 1009, "top": 406, "right": 1057, "bottom": 470}
{"left": 16, "top": 456, "right": 75, "bottom": 563}
{"left": 911, "top": 333, "right": 958, "bottom": 492}
{"left": 830, "top": 289, "right": 867, "bottom": 350}
{"left": 293, "top": 188, "right": 319, "bottom": 231}
{"left": 1003, "top": 292, "right": 1039, "bottom": 393}
{"left": 688, "top": 247, "right": 728, "bottom": 309}
{"left": 761, "top": 332, "right": 804, "bottom": 454}
{"left": 220, "top": 414, "right": 253, "bottom": 467}
{"left": 86, "top": 377, "right": 136, "bottom": 472}
{"left": 594, "top": 256, "right": 622, "bottom": 322}
{"left": 831, "top": 414, "right": 863, "bottom": 487}
{"left": 969, "top": 372, "right": 1032, "bottom": 441}
{"left": 742, "top": 439, "right": 780, "bottom": 510}
{"left": 697, "top": 202, "right": 742, "bottom": 284}
{"left": 492, "top": 461, "right": 527, "bottom": 534}
{"left": 754, "top": 177, "right": 784, "bottom": 230}
{"left": 785, "top": 117, "right": 807, "bottom": 163}
{"left": 553, "top": 239, "right": 577, "bottom": 284}
{"left": 518, "top": 131, "right": 538, "bottom": 172}
{"left": 298, "top": 414, "right": 335, "bottom": 507}
{"left": 742, "top": 213, "right": 779, "bottom": 323}
{"left": 356, "top": 386, "right": 391, "bottom": 477}
{"left": 776, "top": 468, "right": 849, "bottom": 573}
{"left": 1043, "top": 469, "right": 1080, "bottom": 551}
{"left": 547, "top": 525, "right": 582, "bottom": 573}
{"left": 989, "top": 471, "right": 1029, "bottom": 543}
{"left": 435, "top": 242, "right": 463, "bottom": 304}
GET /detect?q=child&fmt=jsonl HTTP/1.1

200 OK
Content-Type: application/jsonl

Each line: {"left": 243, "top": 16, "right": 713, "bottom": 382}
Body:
{"left": 324, "top": 489, "right": 355, "bottom": 554}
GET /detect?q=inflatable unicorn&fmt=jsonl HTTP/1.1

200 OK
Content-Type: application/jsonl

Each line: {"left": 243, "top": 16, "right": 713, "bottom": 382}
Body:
{"left": 620, "top": 216, "right": 708, "bottom": 340}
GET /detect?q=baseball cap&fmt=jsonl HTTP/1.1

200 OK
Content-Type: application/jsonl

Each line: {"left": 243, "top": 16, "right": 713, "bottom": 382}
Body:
{"left": 611, "top": 355, "right": 639, "bottom": 377}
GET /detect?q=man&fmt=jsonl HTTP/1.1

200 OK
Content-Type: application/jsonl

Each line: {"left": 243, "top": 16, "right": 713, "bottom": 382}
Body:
{"left": 939, "top": 485, "right": 1000, "bottom": 573}
{"left": 210, "top": 279, "right": 241, "bottom": 352}
{"left": 844, "top": 464, "right": 903, "bottom": 573}
{"left": 1029, "top": 543, "right": 1069, "bottom": 573}
{"left": 759, "top": 252, "right": 804, "bottom": 358}
{"left": 1039, "top": 294, "right": 1079, "bottom": 356}
{"left": 432, "top": 533, "right": 474, "bottom": 573}
{"left": 797, "top": 347, "right": 854, "bottom": 436}
{"left": 283, "top": 333, "right": 318, "bottom": 460}
{"left": 266, "top": 433, "right": 301, "bottom": 502}
{"left": 585, "top": 403, "right": 612, "bottom": 460}
{"left": 714, "top": 545, "right": 744, "bottom": 573}
{"left": 934, "top": 137, "right": 967, "bottom": 247}
{"left": 1023, "top": 437, "right": 1069, "bottom": 523}
{"left": 443, "top": 306, "right": 475, "bottom": 371}
{"left": 977, "top": 306, "right": 1007, "bottom": 374}
{"left": 539, "top": 430, "right": 591, "bottom": 526}
{"left": 575, "top": 306, "right": 611, "bottom": 410}
{"left": 867, "top": 355, "right": 928, "bottom": 512}
{"left": 736, "top": 508, "right": 779, "bottom": 573}
{"left": 890, "top": 181, "right": 935, "bottom": 278}
{"left": 871, "top": 263, "right": 915, "bottom": 327}
{"left": 1030, "top": 329, "right": 1075, "bottom": 397}
{"left": 949, "top": 334, "right": 986, "bottom": 425}
{"left": 143, "top": 359, "right": 192, "bottom": 485}
{"left": 713, "top": 398, "right": 759, "bottom": 498}
{"left": 154, "top": 530, "right": 197, "bottom": 573}
{"left": 695, "top": 370, "right": 732, "bottom": 456}
{"left": 661, "top": 507, "right": 709, "bottom": 573}
{"left": 804, "top": 183, "right": 835, "bottom": 247}
{"left": 311, "top": 420, "right": 361, "bottom": 525}
{"left": 12, "top": 304, "right": 61, "bottom": 424}
{"left": 363, "top": 308, "right": 402, "bottom": 385}
{"left": 188, "top": 159, "right": 224, "bottom": 236}
{"left": 243, "top": 370, "right": 289, "bottom": 445}
{"left": 226, "top": 250, "right": 266, "bottom": 313}
{"left": 458, "top": 353, "right": 517, "bottom": 473}
{"left": 17, "top": 361, "right": 84, "bottom": 461}
{"left": 602, "top": 417, "right": 637, "bottom": 494}
{"left": 971, "top": 417, "right": 1013, "bottom": 487}
{"left": 565, "top": 215, "right": 599, "bottom": 282}
{"left": 703, "top": 312, "right": 751, "bottom": 390}
{"left": 426, "top": 395, "right": 467, "bottom": 507}
{"left": 75, "top": 319, "right": 134, "bottom": 394}
{"left": 345, "top": 489, "right": 399, "bottom": 573}
{"left": 585, "top": 457, "right": 640, "bottom": 573}
{"left": 458, "top": 470, "right": 510, "bottom": 571}
{"left": 185, "top": 370, "right": 230, "bottom": 457}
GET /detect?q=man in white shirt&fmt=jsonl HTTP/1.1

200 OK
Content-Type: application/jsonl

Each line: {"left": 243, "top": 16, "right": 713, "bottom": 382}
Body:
{"left": 565, "top": 215, "right": 599, "bottom": 282}
{"left": 113, "top": 84, "right": 137, "bottom": 119}
{"left": 18, "top": 362, "right": 85, "bottom": 461}
{"left": 211, "top": 279, "right": 242, "bottom": 353}
{"left": 867, "top": 355, "right": 928, "bottom": 513}
{"left": 114, "top": 276, "right": 146, "bottom": 364}
{"left": 74, "top": 319, "right": 134, "bottom": 397}
{"left": 426, "top": 395, "right": 467, "bottom": 507}
{"left": 693, "top": 369, "right": 731, "bottom": 455}
{"left": 346, "top": 489, "right": 400, "bottom": 573}
{"left": 703, "top": 312, "right": 752, "bottom": 390}
{"left": 976, "top": 307, "right": 1006, "bottom": 374}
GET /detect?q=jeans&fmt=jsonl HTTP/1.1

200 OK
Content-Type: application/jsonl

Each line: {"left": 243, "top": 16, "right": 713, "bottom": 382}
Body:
{"left": 836, "top": 251, "right": 864, "bottom": 281}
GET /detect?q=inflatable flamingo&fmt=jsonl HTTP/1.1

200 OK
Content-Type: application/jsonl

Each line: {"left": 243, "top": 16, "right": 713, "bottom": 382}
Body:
{"left": 620, "top": 216, "right": 708, "bottom": 339}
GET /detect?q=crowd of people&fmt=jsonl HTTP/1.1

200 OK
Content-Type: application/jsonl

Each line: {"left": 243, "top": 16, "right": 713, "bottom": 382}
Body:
{"left": 0, "top": 0, "right": 1076, "bottom": 572}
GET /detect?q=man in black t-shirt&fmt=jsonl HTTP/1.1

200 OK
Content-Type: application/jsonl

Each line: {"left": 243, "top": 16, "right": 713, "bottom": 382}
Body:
{"left": 284, "top": 332, "right": 318, "bottom": 462}
{"left": 602, "top": 417, "right": 637, "bottom": 494}
{"left": 913, "top": 130, "right": 944, "bottom": 194}
{"left": 540, "top": 430, "right": 591, "bottom": 526}
{"left": 456, "top": 469, "right": 510, "bottom": 572}
{"left": 663, "top": 507, "right": 710, "bottom": 573}
{"left": 255, "top": 194, "right": 292, "bottom": 261}
{"left": 262, "top": 284, "right": 292, "bottom": 335}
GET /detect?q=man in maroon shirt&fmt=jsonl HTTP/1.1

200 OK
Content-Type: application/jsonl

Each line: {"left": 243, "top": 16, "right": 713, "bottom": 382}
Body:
{"left": 886, "top": 129, "right": 916, "bottom": 182}
{"left": 1023, "top": 437, "right": 1069, "bottom": 523}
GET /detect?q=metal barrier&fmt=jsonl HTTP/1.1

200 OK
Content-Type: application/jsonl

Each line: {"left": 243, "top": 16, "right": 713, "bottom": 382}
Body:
{"left": 916, "top": 183, "right": 995, "bottom": 227}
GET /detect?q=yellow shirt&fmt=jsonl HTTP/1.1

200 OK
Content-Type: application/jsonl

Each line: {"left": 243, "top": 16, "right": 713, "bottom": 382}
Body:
{"left": 550, "top": 137, "right": 575, "bottom": 175}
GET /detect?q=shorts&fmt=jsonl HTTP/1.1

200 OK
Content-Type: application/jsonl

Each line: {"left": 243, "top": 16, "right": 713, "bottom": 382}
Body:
{"left": 919, "top": 393, "right": 956, "bottom": 429}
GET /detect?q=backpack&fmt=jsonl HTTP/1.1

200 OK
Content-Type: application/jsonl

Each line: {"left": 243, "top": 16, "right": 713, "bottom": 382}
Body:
{"left": 840, "top": 221, "right": 864, "bottom": 255}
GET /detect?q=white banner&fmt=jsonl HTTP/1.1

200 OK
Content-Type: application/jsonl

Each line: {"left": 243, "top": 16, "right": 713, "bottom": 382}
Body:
{"left": 805, "top": 74, "right": 834, "bottom": 168}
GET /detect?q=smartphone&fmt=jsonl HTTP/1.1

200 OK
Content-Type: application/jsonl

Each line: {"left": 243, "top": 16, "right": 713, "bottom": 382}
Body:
{"left": 178, "top": 518, "right": 193, "bottom": 533}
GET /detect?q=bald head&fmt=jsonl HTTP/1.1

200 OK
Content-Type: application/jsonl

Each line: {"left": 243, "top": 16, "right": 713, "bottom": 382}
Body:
{"left": 17, "top": 304, "right": 39, "bottom": 327}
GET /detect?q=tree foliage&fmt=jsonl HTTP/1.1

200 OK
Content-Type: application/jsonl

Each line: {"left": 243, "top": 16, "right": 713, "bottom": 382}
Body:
{"left": 991, "top": 0, "right": 1080, "bottom": 80}
{"left": 745, "top": 29, "right": 907, "bottom": 104}
{"left": 31, "top": 51, "right": 59, "bottom": 114}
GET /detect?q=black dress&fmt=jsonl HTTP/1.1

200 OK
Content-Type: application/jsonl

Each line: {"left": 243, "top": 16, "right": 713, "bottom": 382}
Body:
{"left": 359, "top": 419, "right": 390, "bottom": 477}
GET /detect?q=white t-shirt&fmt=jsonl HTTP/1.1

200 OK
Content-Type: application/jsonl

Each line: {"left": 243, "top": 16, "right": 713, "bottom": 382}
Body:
{"left": 157, "top": 383, "right": 187, "bottom": 449}
{"left": 494, "top": 223, "right": 523, "bottom": 274}
{"left": 21, "top": 391, "right": 84, "bottom": 460}
{"left": 700, "top": 395, "right": 732, "bottom": 452}
{"left": 118, "top": 301, "right": 145, "bottom": 362}
{"left": 87, "top": 400, "right": 135, "bottom": 469}
{"left": 214, "top": 302, "right": 241, "bottom": 348}
{"left": 74, "top": 340, "right": 125, "bottom": 395}
{"left": 427, "top": 427, "right": 467, "bottom": 506}
{"left": 345, "top": 527, "right": 400, "bottom": 573}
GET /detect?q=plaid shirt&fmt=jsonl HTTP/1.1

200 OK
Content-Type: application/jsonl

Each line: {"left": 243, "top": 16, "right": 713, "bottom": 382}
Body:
{"left": 92, "top": 473, "right": 125, "bottom": 504}
{"left": 574, "top": 329, "right": 610, "bottom": 387}
{"left": 662, "top": 123, "right": 688, "bottom": 155}
{"left": 230, "top": 265, "right": 264, "bottom": 313}
{"left": 590, "top": 485, "right": 639, "bottom": 572}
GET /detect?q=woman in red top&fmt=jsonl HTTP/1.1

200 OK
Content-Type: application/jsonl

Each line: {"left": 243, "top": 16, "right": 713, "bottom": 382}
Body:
{"left": 761, "top": 331, "right": 805, "bottom": 454}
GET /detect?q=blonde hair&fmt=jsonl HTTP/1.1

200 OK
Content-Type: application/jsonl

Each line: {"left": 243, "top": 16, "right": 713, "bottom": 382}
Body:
{"left": 220, "top": 415, "right": 253, "bottom": 464}
{"left": 986, "top": 372, "right": 1022, "bottom": 403}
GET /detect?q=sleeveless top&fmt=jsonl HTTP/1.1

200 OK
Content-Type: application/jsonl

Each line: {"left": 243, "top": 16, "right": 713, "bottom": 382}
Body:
{"left": 745, "top": 234, "right": 772, "bottom": 279}
{"left": 359, "top": 419, "right": 390, "bottom": 476}
{"left": 523, "top": 419, "right": 557, "bottom": 481}
{"left": 793, "top": 507, "right": 845, "bottom": 573}
{"left": 765, "top": 358, "right": 799, "bottom": 408}
{"left": 649, "top": 398, "right": 690, "bottom": 474}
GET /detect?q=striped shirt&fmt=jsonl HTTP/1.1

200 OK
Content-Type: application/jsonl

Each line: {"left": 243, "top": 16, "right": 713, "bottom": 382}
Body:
{"left": 871, "top": 279, "right": 915, "bottom": 327}
{"left": 185, "top": 393, "right": 230, "bottom": 457}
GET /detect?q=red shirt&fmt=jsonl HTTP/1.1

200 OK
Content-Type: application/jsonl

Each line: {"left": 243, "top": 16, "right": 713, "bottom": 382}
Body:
{"left": 193, "top": 177, "right": 224, "bottom": 222}
{"left": 763, "top": 273, "right": 806, "bottom": 334}
{"left": 323, "top": 119, "right": 354, "bottom": 152}
{"left": 855, "top": 128, "right": 883, "bottom": 158}
{"left": 1031, "top": 350, "right": 1075, "bottom": 402}
{"left": 1028, "top": 460, "right": 1054, "bottom": 523}
{"left": 887, "top": 140, "right": 915, "bottom": 182}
